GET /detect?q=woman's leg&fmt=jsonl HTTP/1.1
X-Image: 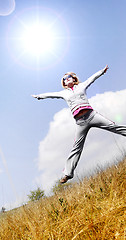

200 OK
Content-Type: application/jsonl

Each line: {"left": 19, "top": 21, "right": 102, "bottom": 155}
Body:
{"left": 91, "top": 112, "right": 126, "bottom": 136}
{"left": 60, "top": 112, "right": 95, "bottom": 184}
{"left": 63, "top": 110, "right": 95, "bottom": 178}
{"left": 63, "top": 122, "right": 90, "bottom": 178}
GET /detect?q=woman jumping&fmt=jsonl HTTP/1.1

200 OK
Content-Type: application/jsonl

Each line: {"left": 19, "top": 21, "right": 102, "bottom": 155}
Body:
{"left": 32, "top": 65, "right": 126, "bottom": 183}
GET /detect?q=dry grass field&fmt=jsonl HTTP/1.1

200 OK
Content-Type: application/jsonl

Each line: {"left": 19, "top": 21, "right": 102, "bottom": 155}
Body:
{"left": 0, "top": 158, "right": 126, "bottom": 240}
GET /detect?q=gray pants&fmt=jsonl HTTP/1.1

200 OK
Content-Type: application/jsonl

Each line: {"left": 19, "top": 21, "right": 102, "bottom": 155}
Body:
{"left": 64, "top": 110, "right": 126, "bottom": 178}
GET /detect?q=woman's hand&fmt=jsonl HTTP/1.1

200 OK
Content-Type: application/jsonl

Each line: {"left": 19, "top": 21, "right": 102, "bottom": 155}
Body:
{"left": 31, "top": 95, "right": 41, "bottom": 100}
{"left": 104, "top": 65, "right": 109, "bottom": 73}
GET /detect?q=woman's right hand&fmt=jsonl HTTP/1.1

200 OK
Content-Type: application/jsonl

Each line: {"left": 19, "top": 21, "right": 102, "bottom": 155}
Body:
{"left": 31, "top": 95, "right": 41, "bottom": 100}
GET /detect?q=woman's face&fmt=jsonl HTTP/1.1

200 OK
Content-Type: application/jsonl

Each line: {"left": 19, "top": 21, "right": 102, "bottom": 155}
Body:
{"left": 63, "top": 75, "right": 74, "bottom": 87}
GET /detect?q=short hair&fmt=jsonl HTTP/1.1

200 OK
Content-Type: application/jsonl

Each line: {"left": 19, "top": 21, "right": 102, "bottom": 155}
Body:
{"left": 61, "top": 72, "right": 79, "bottom": 89}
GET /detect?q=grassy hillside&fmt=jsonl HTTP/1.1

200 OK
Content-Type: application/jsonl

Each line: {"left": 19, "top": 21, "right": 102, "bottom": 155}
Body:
{"left": 0, "top": 158, "right": 126, "bottom": 240}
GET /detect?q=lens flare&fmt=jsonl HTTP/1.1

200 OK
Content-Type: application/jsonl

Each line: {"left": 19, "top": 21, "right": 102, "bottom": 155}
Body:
{"left": 115, "top": 114, "right": 123, "bottom": 123}
{"left": 0, "top": 0, "right": 15, "bottom": 16}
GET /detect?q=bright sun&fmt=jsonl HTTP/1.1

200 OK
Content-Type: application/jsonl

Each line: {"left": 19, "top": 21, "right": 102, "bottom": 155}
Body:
{"left": 6, "top": 7, "right": 70, "bottom": 70}
{"left": 22, "top": 23, "right": 55, "bottom": 56}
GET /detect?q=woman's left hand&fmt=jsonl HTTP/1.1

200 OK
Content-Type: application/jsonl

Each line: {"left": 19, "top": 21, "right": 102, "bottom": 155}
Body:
{"left": 104, "top": 65, "right": 109, "bottom": 73}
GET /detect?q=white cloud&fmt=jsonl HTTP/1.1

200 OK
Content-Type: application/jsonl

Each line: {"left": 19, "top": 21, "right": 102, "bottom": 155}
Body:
{"left": 0, "top": 0, "right": 15, "bottom": 16}
{"left": 35, "top": 89, "right": 126, "bottom": 194}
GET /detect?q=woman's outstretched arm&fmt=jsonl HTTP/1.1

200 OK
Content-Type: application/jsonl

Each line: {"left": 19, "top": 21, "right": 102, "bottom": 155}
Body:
{"left": 32, "top": 91, "right": 64, "bottom": 100}
{"left": 84, "top": 65, "right": 109, "bottom": 89}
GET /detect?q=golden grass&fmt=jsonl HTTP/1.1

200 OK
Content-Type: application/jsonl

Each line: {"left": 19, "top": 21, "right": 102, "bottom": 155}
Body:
{"left": 0, "top": 158, "right": 126, "bottom": 240}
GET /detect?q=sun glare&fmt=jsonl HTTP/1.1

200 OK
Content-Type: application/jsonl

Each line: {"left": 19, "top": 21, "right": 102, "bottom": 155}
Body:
{"left": 22, "top": 23, "right": 55, "bottom": 56}
{"left": 6, "top": 7, "right": 70, "bottom": 70}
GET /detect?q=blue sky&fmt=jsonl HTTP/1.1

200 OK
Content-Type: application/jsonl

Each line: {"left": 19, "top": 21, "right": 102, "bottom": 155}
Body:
{"left": 0, "top": 0, "right": 126, "bottom": 210}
